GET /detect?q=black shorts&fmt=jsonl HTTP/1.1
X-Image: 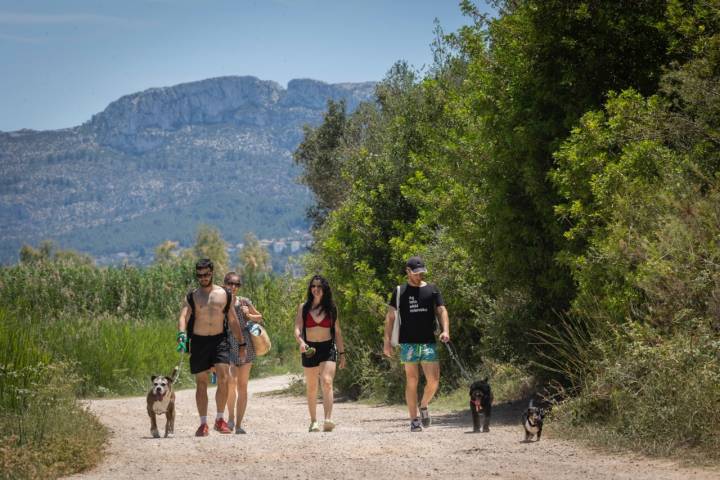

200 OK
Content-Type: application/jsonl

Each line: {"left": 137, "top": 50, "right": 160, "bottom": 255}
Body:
{"left": 301, "top": 339, "right": 337, "bottom": 368}
{"left": 189, "top": 333, "right": 232, "bottom": 374}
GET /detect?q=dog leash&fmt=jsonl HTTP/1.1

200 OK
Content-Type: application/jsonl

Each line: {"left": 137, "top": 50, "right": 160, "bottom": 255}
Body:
{"left": 172, "top": 350, "right": 184, "bottom": 385}
{"left": 443, "top": 340, "right": 476, "bottom": 383}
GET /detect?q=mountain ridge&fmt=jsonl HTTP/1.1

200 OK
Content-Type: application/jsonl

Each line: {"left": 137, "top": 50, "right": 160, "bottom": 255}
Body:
{"left": 0, "top": 75, "right": 376, "bottom": 265}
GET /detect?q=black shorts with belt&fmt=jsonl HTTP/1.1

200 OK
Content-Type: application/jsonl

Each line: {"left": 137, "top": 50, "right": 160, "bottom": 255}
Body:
{"left": 301, "top": 339, "right": 337, "bottom": 368}
{"left": 189, "top": 333, "right": 232, "bottom": 374}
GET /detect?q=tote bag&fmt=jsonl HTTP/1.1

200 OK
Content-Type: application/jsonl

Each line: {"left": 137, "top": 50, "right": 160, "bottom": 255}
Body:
{"left": 391, "top": 285, "right": 401, "bottom": 347}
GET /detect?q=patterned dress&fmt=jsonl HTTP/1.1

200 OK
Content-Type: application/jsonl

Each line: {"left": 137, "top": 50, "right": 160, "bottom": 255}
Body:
{"left": 227, "top": 296, "right": 257, "bottom": 365}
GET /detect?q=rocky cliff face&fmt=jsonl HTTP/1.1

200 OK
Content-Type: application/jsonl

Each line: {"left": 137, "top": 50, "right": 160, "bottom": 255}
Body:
{"left": 0, "top": 76, "right": 375, "bottom": 264}
{"left": 84, "top": 76, "right": 374, "bottom": 153}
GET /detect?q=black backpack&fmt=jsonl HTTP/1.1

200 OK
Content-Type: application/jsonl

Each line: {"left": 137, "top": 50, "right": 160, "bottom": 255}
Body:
{"left": 186, "top": 287, "right": 232, "bottom": 343}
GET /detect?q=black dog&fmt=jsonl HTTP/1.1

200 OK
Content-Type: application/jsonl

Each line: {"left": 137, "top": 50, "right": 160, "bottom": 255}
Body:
{"left": 522, "top": 402, "right": 545, "bottom": 441}
{"left": 469, "top": 378, "right": 493, "bottom": 432}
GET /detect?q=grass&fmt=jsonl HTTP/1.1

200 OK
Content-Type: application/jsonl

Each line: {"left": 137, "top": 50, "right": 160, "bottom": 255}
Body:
{"left": 0, "top": 359, "right": 108, "bottom": 480}
{"left": 0, "top": 412, "right": 107, "bottom": 480}
{"left": 0, "top": 259, "right": 306, "bottom": 478}
{"left": 433, "top": 361, "right": 536, "bottom": 411}
{"left": 535, "top": 319, "right": 720, "bottom": 464}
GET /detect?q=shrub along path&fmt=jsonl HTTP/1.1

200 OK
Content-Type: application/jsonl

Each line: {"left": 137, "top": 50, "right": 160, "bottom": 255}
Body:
{"left": 65, "top": 375, "right": 717, "bottom": 480}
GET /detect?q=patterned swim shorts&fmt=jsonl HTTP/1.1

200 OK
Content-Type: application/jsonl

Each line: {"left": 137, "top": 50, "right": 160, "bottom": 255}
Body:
{"left": 400, "top": 343, "right": 438, "bottom": 363}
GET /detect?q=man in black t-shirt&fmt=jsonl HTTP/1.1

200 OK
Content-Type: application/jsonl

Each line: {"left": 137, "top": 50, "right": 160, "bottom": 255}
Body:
{"left": 383, "top": 256, "right": 450, "bottom": 432}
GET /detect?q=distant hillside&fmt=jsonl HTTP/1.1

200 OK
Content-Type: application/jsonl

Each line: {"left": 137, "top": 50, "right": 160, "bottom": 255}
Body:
{"left": 0, "top": 76, "right": 375, "bottom": 264}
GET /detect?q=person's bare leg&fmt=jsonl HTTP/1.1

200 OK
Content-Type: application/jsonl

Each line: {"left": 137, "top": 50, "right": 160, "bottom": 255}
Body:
{"left": 404, "top": 363, "right": 420, "bottom": 420}
{"left": 214, "top": 363, "right": 231, "bottom": 414}
{"left": 304, "top": 366, "right": 320, "bottom": 421}
{"left": 226, "top": 365, "right": 238, "bottom": 425}
{"left": 319, "top": 361, "right": 337, "bottom": 421}
{"left": 235, "top": 363, "right": 252, "bottom": 427}
{"left": 195, "top": 371, "right": 209, "bottom": 416}
{"left": 419, "top": 362, "right": 440, "bottom": 408}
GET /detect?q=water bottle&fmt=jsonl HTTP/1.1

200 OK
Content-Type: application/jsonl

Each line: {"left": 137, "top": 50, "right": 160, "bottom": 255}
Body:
{"left": 249, "top": 323, "right": 261, "bottom": 336}
{"left": 210, "top": 372, "right": 217, "bottom": 384}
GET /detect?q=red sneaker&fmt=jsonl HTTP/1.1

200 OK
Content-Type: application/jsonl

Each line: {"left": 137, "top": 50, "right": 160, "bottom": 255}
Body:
{"left": 214, "top": 418, "right": 232, "bottom": 434}
{"left": 195, "top": 423, "right": 209, "bottom": 437}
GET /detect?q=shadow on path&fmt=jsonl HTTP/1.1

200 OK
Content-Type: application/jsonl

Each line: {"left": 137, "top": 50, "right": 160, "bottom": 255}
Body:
{"left": 432, "top": 398, "right": 529, "bottom": 429}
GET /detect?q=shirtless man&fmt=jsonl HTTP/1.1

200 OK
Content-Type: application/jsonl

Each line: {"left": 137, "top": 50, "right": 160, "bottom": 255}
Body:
{"left": 176, "top": 258, "right": 247, "bottom": 436}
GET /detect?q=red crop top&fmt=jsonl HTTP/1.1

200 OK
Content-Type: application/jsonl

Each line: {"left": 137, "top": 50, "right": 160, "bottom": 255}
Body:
{"left": 305, "top": 311, "right": 332, "bottom": 328}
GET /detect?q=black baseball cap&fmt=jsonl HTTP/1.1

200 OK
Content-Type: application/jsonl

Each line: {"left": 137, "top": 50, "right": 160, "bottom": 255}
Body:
{"left": 406, "top": 256, "right": 427, "bottom": 274}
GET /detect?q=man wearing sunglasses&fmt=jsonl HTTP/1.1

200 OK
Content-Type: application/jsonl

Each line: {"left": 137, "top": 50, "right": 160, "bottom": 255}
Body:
{"left": 176, "top": 258, "right": 247, "bottom": 436}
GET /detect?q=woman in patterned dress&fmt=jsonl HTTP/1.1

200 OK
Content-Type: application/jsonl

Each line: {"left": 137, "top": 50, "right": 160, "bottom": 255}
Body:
{"left": 223, "top": 272, "right": 264, "bottom": 434}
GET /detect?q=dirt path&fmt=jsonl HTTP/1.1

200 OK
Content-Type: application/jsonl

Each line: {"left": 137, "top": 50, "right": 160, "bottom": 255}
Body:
{"left": 65, "top": 375, "right": 717, "bottom": 480}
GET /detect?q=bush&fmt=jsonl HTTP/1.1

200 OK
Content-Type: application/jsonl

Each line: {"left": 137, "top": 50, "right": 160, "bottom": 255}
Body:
{"left": 551, "top": 322, "right": 720, "bottom": 459}
{"left": 0, "top": 309, "right": 107, "bottom": 479}
{"left": 0, "top": 363, "right": 107, "bottom": 480}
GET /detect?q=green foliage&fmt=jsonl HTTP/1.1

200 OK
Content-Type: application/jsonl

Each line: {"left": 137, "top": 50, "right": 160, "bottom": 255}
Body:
{"left": 434, "top": 0, "right": 678, "bottom": 353}
{"left": 0, "top": 253, "right": 300, "bottom": 479}
{"left": 1, "top": 133, "right": 313, "bottom": 264}
{"left": 0, "top": 309, "right": 107, "bottom": 479}
{"left": 19, "top": 240, "right": 94, "bottom": 266}
{"left": 292, "top": 0, "right": 720, "bottom": 460}
{"left": 294, "top": 100, "right": 350, "bottom": 229}
{"left": 154, "top": 240, "right": 185, "bottom": 265}
{"left": 552, "top": 19, "right": 720, "bottom": 328}
{"left": 193, "top": 224, "right": 230, "bottom": 274}
{"left": 433, "top": 360, "right": 535, "bottom": 411}
{"left": 236, "top": 232, "right": 272, "bottom": 284}
{"left": 0, "top": 257, "right": 302, "bottom": 395}
{"left": 550, "top": 322, "right": 720, "bottom": 459}
{"left": 0, "top": 257, "right": 195, "bottom": 320}
{"left": 551, "top": 90, "right": 677, "bottom": 322}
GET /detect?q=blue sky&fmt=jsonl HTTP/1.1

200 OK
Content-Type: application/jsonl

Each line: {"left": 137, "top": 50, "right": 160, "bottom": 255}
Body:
{"left": 0, "top": 0, "right": 491, "bottom": 131}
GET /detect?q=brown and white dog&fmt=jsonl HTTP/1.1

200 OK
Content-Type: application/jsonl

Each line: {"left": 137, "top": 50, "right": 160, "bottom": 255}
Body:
{"left": 147, "top": 366, "right": 179, "bottom": 438}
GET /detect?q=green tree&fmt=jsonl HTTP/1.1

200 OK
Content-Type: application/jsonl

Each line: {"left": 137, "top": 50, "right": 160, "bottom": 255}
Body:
{"left": 236, "top": 232, "right": 271, "bottom": 288}
{"left": 193, "top": 225, "right": 229, "bottom": 274}
{"left": 153, "top": 240, "right": 182, "bottom": 265}
{"left": 19, "top": 240, "right": 93, "bottom": 266}
{"left": 294, "top": 99, "right": 349, "bottom": 229}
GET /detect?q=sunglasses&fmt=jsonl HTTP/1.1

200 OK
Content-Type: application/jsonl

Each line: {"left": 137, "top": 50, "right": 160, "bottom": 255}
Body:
{"left": 196, "top": 272, "right": 212, "bottom": 278}
{"left": 226, "top": 281, "right": 241, "bottom": 287}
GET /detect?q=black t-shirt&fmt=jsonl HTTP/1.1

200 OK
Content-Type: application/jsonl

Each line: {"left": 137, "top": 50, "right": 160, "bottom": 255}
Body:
{"left": 388, "top": 283, "right": 444, "bottom": 344}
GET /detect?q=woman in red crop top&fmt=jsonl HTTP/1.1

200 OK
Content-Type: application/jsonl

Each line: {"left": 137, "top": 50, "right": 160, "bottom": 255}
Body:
{"left": 294, "top": 275, "right": 346, "bottom": 432}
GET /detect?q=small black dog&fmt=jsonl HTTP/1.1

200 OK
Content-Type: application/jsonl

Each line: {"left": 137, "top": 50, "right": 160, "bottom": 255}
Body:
{"left": 469, "top": 378, "right": 493, "bottom": 432}
{"left": 522, "top": 402, "right": 545, "bottom": 441}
